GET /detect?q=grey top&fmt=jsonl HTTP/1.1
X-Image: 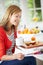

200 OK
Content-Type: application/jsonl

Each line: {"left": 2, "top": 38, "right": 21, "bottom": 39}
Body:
{"left": 6, "top": 32, "right": 16, "bottom": 55}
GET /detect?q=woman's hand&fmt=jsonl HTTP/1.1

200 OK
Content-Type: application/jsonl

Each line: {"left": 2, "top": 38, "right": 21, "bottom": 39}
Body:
{"left": 16, "top": 53, "right": 24, "bottom": 60}
{"left": 1, "top": 53, "right": 24, "bottom": 61}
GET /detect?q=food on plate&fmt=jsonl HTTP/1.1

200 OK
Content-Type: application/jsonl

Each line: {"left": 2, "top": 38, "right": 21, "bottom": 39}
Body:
{"left": 30, "top": 27, "right": 40, "bottom": 34}
{"left": 31, "top": 36, "right": 36, "bottom": 41}
{"left": 25, "top": 41, "right": 36, "bottom": 46}
{"left": 25, "top": 42, "right": 31, "bottom": 46}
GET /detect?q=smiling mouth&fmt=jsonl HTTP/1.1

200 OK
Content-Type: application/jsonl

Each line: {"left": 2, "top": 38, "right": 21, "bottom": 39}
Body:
{"left": 15, "top": 20, "right": 19, "bottom": 23}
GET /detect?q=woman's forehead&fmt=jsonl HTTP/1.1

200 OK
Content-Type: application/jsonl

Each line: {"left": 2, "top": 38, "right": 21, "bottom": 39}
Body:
{"left": 13, "top": 12, "right": 22, "bottom": 15}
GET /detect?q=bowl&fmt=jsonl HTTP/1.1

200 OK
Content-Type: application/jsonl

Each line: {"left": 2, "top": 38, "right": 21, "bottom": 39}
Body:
{"left": 17, "top": 34, "right": 35, "bottom": 42}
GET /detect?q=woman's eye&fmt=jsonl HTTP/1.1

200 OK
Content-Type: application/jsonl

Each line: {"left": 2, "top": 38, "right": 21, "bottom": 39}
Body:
{"left": 19, "top": 16, "right": 21, "bottom": 18}
{"left": 16, "top": 16, "right": 18, "bottom": 17}
{"left": 16, "top": 16, "right": 21, "bottom": 18}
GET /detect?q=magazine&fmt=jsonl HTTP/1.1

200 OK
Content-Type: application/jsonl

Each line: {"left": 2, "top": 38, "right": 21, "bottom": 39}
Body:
{"left": 14, "top": 42, "right": 43, "bottom": 56}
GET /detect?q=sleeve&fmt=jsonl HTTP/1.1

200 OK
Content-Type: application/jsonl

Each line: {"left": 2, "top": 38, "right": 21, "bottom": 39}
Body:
{"left": 0, "top": 32, "right": 6, "bottom": 60}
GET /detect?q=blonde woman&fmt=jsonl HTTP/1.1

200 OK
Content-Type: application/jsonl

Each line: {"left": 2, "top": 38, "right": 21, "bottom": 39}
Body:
{"left": 0, "top": 5, "right": 36, "bottom": 65}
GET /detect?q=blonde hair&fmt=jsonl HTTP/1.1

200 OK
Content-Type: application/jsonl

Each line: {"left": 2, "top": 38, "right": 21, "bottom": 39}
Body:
{"left": 0, "top": 5, "right": 21, "bottom": 31}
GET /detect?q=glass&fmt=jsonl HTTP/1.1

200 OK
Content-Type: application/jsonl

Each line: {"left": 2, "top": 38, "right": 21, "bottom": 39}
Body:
{"left": 27, "top": 0, "right": 34, "bottom": 8}
{"left": 28, "top": 10, "right": 34, "bottom": 21}
{"left": 35, "top": 0, "right": 41, "bottom": 8}
{"left": 36, "top": 10, "right": 42, "bottom": 21}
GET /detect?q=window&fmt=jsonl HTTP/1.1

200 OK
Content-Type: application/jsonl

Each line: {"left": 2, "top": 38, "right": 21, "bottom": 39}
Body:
{"left": 27, "top": 0, "right": 42, "bottom": 22}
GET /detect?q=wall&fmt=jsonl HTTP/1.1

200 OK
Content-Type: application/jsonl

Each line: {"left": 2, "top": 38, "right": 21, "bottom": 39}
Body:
{"left": 0, "top": 0, "right": 20, "bottom": 22}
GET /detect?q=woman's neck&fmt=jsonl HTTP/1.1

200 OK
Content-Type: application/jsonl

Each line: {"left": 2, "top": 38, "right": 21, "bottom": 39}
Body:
{"left": 6, "top": 28, "right": 14, "bottom": 35}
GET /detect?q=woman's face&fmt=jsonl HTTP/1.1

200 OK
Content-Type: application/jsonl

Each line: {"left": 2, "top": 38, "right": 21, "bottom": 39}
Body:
{"left": 9, "top": 12, "right": 21, "bottom": 27}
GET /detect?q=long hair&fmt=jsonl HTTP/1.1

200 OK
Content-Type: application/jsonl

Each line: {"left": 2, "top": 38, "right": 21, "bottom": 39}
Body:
{"left": 0, "top": 5, "right": 21, "bottom": 31}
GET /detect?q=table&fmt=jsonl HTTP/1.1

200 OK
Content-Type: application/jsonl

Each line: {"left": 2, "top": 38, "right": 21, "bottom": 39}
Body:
{"left": 34, "top": 54, "right": 43, "bottom": 61}
{"left": 15, "top": 46, "right": 43, "bottom": 61}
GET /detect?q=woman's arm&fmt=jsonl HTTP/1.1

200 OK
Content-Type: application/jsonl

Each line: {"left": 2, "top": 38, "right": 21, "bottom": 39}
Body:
{"left": 1, "top": 54, "right": 16, "bottom": 60}
{"left": 1, "top": 53, "right": 24, "bottom": 61}
{"left": 0, "top": 29, "right": 24, "bottom": 61}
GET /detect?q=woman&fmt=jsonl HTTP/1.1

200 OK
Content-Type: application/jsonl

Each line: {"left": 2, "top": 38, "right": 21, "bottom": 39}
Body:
{"left": 0, "top": 5, "right": 36, "bottom": 65}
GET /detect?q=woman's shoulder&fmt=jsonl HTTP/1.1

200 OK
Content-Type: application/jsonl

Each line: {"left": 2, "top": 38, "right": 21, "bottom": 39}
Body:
{"left": 0, "top": 26, "right": 6, "bottom": 35}
{"left": 0, "top": 26, "right": 4, "bottom": 31}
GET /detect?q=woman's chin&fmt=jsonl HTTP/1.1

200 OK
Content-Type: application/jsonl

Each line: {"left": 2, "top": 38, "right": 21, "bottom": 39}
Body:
{"left": 13, "top": 25, "right": 18, "bottom": 27}
{"left": 15, "top": 24, "right": 19, "bottom": 27}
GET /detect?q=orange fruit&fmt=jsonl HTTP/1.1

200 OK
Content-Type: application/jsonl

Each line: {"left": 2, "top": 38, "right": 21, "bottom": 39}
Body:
{"left": 24, "top": 28, "right": 28, "bottom": 34}
{"left": 31, "top": 37, "right": 36, "bottom": 41}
